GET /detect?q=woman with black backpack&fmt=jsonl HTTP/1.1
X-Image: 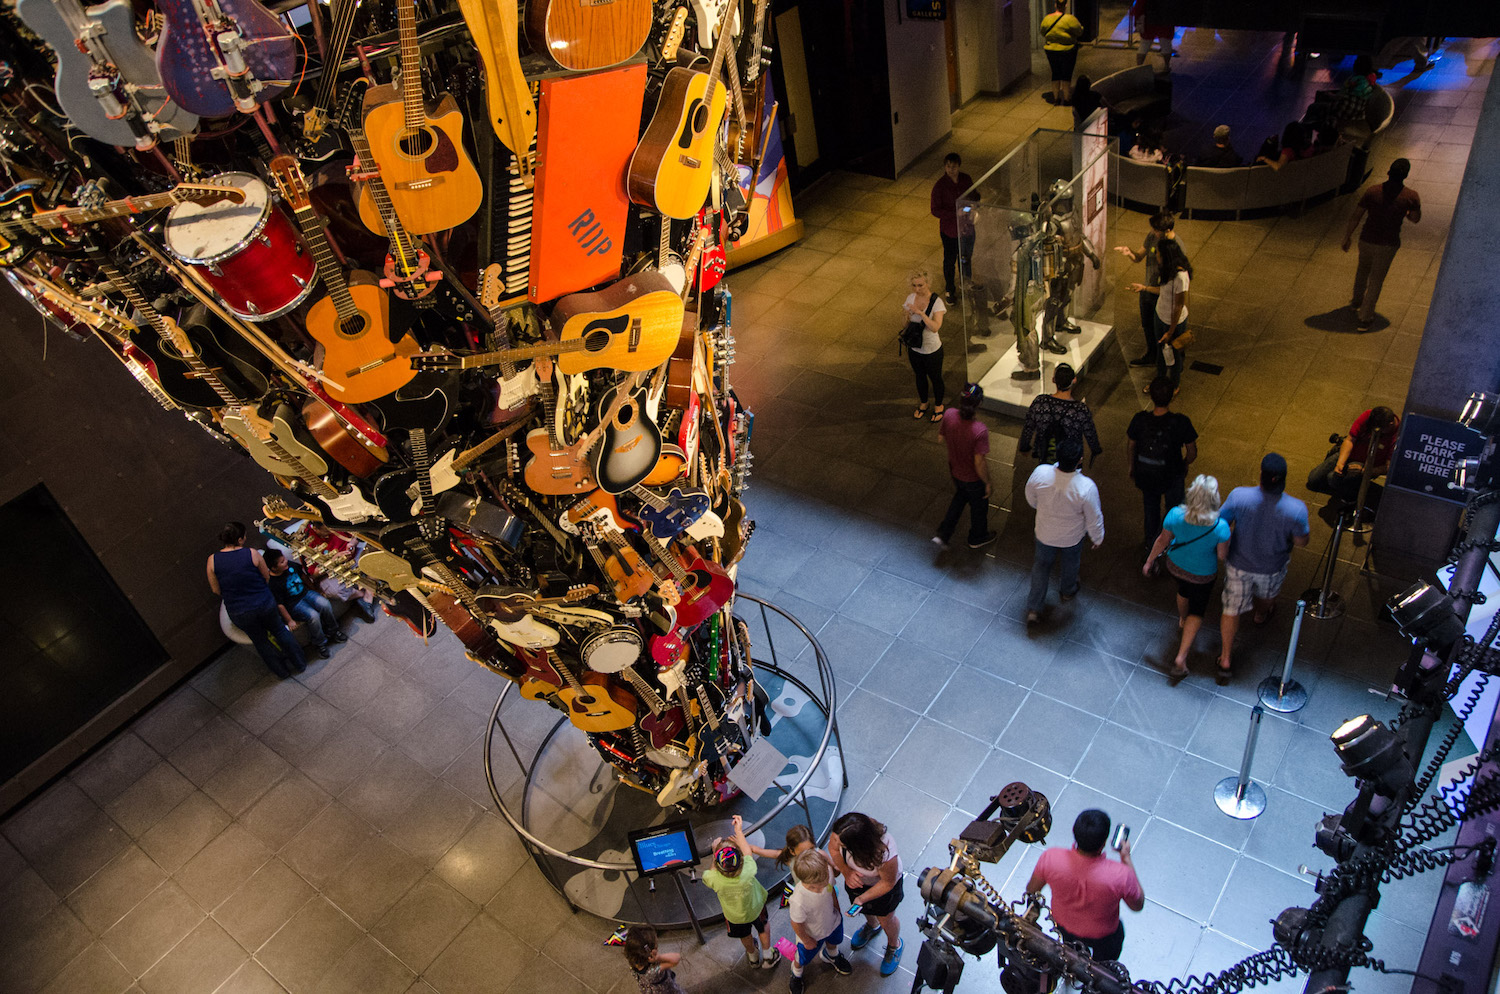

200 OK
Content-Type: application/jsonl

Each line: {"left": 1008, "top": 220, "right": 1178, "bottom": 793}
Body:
{"left": 900, "top": 270, "right": 948, "bottom": 422}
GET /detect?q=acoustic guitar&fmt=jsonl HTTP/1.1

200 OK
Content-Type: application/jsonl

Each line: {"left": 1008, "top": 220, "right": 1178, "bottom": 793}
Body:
{"left": 525, "top": 0, "right": 652, "bottom": 71}
{"left": 591, "top": 377, "right": 664, "bottom": 495}
{"left": 640, "top": 533, "right": 734, "bottom": 629}
{"left": 548, "top": 652, "right": 638, "bottom": 733}
{"left": 521, "top": 370, "right": 644, "bottom": 496}
{"left": 411, "top": 272, "right": 682, "bottom": 377}
{"left": 269, "top": 156, "right": 418, "bottom": 405}
{"left": 626, "top": 5, "right": 738, "bottom": 219}
{"left": 359, "top": 0, "right": 483, "bottom": 234}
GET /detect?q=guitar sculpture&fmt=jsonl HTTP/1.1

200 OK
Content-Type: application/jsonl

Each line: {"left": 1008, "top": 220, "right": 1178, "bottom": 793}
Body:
{"left": 154, "top": 0, "right": 296, "bottom": 117}
{"left": 15, "top": 0, "right": 199, "bottom": 148}
{"left": 360, "top": 0, "right": 484, "bottom": 234}
{"left": 524, "top": 0, "right": 653, "bottom": 71}
{"left": 269, "top": 156, "right": 418, "bottom": 405}
{"left": 627, "top": 6, "right": 738, "bottom": 218}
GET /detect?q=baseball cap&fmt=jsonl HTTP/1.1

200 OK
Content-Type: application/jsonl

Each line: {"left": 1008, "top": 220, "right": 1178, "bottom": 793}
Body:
{"left": 1261, "top": 453, "right": 1287, "bottom": 477}
{"left": 1213, "top": 125, "right": 1231, "bottom": 142}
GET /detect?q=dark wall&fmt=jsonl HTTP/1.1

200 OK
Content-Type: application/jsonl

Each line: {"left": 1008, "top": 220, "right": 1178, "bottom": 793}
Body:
{"left": 793, "top": 0, "right": 895, "bottom": 181}
{"left": 1152, "top": 0, "right": 1500, "bottom": 42}
{"left": 0, "top": 284, "right": 270, "bottom": 809}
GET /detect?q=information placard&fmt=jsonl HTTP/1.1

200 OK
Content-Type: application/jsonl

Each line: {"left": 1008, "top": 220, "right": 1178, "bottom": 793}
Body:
{"left": 1385, "top": 413, "right": 1485, "bottom": 502}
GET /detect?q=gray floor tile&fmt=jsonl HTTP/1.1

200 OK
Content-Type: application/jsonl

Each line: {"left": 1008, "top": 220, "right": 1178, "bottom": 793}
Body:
{"left": 833, "top": 689, "right": 920, "bottom": 769}
{"left": 1109, "top": 668, "right": 1216, "bottom": 749}
{"left": 928, "top": 665, "right": 1027, "bottom": 744}
{"left": 997, "top": 695, "right": 1103, "bottom": 778}
{"left": 211, "top": 858, "right": 314, "bottom": 953}
{"left": 1034, "top": 642, "right": 1135, "bottom": 717}
{"left": 1129, "top": 820, "right": 1236, "bottom": 922}
{"left": 810, "top": 615, "right": 895, "bottom": 692}
{"left": 1272, "top": 725, "right": 1360, "bottom": 809}
{"left": 1073, "top": 722, "right": 1184, "bottom": 811}
{"left": 1209, "top": 857, "right": 1315, "bottom": 948}
{"left": 895, "top": 591, "right": 997, "bottom": 660}
{"left": 962, "top": 614, "right": 1063, "bottom": 688}
{"left": 1154, "top": 753, "right": 1256, "bottom": 852}
{"left": 882, "top": 719, "right": 990, "bottom": 804}
{"left": 861, "top": 639, "right": 959, "bottom": 712}
{"left": 839, "top": 570, "right": 932, "bottom": 635}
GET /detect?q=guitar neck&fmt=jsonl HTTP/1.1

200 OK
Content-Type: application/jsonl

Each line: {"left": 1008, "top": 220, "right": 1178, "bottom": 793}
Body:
{"left": 641, "top": 531, "right": 692, "bottom": 588}
{"left": 410, "top": 428, "right": 434, "bottom": 514}
{"left": 349, "top": 127, "right": 424, "bottom": 269}
{"left": 34, "top": 190, "right": 192, "bottom": 229}
{"left": 702, "top": 2, "right": 738, "bottom": 108}
{"left": 310, "top": 0, "right": 361, "bottom": 117}
{"left": 257, "top": 427, "right": 343, "bottom": 500}
{"left": 288, "top": 200, "right": 358, "bottom": 317}
{"left": 498, "top": 479, "right": 574, "bottom": 552}
{"left": 621, "top": 666, "right": 669, "bottom": 714}
{"left": 397, "top": 0, "right": 425, "bottom": 132}
{"left": 443, "top": 337, "right": 589, "bottom": 370}
{"left": 259, "top": 520, "right": 366, "bottom": 589}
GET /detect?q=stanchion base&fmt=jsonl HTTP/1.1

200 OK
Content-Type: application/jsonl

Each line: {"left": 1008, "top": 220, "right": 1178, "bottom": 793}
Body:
{"left": 1257, "top": 676, "right": 1308, "bottom": 713}
{"left": 1214, "top": 776, "right": 1267, "bottom": 819}
{"left": 1299, "top": 588, "right": 1345, "bottom": 620}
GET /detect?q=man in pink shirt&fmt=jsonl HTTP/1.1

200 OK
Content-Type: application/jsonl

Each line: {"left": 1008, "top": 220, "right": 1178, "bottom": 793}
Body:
{"left": 1025, "top": 810, "right": 1144, "bottom": 961}
{"left": 933, "top": 383, "right": 996, "bottom": 550}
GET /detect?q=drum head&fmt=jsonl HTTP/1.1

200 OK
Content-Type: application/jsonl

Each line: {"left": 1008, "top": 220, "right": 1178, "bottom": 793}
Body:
{"left": 580, "top": 626, "right": 642, "bottom": 673}
{"left": 164, "top": 172, "right": 270, "bottom": 264}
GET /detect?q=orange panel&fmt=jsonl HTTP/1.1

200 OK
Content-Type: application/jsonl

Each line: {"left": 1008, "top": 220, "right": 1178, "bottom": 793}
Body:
{"left": 530, "top": 64, "right": 647, "bottom": 304}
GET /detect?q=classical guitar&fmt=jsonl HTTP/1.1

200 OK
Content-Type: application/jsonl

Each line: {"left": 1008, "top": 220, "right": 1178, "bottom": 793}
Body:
{"left": 626, "top": 5, "right": 738, "bottom": 219}
{"left": 154, "top": 0, "right": 295, "bottom": 117}
{"left": 359, "top": 0, "right": 484, "bottom": 234}
{"left": 15, "top": 0, "right": 198, "bottom": 149}
{"left": 454, "top": 0, "right": 536, "bottom": 185}
{"left": 92, "top": 258, "right": 268, "bottom": 409}
{"left": 269, "top": 156, "right": 419, "bottom": 405}
{"left": 525, "top": 0, "right": 652, "bottom": 71}
{"left": 1, "top": 181, "right": 241, "bottom": 267}
{"left": 412, "top": 272, "right": 682, "bottom": 377}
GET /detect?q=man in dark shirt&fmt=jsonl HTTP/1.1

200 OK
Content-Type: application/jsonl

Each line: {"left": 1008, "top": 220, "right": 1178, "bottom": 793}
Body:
{"left": 1127, "top": 376, "right": 1199, "bottom": 544}
{"left": 1194, "top": 125, "right": 1241, "bottom": 167}
{"left": 930, "top": 152, "right": 975, "bottom": 305}
{"left": 1343, "top": 158, "right": 1420, "bottom": 330}
{"left": 265, "top": 549, "right": 347, "bottom": 658}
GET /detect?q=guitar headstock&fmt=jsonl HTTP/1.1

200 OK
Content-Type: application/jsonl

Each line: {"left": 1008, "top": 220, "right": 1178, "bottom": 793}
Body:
{"left": 563, "top": 583, "right": 599, "bottom": 602}
{"left": 660, "top": 5, "right": 689, "bottom": 61}
{"left": 409, "top": 351, "right": 462, "bottom": 372}
{"left": 478, "top": 264, "right": 505, "bottom": 313}
{"left": 173, "top": 180, "right": 247, "bottom": 210}
{"left": 261, "top": 494, "right": 325, "bottom": 523}
{"left": 267, "top": 156, "right": 313, "bottom": 212}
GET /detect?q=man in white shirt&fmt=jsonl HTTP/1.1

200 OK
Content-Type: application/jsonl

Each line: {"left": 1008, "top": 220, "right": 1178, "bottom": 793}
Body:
{"left": 1024, "top": 437, "right": 1105, "bottom": 622}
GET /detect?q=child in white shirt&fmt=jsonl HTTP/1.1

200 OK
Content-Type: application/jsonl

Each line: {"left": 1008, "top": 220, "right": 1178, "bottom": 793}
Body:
{"left": 786, "top": 849, "right": 852, "bottom": 993}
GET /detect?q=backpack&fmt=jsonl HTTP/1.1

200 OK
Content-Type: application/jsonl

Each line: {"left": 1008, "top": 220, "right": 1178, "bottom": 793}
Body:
{"left": 1035, "top": 417, "right": 1071, "bottom": 464}
{"left": 1134, "top": 414, "right": 1178, "bottom": 489}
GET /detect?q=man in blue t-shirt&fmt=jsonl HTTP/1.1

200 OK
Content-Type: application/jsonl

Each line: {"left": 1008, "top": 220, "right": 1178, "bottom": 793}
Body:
{"left": 1217, "top": 453, "right": 1309, "bottom": 676}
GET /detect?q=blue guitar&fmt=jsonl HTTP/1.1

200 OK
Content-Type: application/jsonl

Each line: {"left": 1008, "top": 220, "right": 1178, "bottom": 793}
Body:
{"left": 620, "top": 483, "right": 711, "bottom": 539}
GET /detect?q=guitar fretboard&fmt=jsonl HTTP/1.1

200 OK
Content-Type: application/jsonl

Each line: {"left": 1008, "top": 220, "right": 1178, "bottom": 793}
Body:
{"left": 349, "top": 127, "right": 425, "bottom": 277}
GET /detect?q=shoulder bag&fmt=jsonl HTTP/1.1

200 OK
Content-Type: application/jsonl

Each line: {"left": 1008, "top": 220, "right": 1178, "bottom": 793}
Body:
{"left": 898, "top": 294, "right": 937, "bottom": 353}
{"left": 1148, "top": 520, "right": 1217, "bottom": 576}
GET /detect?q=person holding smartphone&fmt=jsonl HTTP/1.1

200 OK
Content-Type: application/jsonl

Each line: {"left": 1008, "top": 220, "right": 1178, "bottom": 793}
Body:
{"left": 827, "top": 812, "right": 904, "bottom": 976}
{"left": 1026, "top": 809, "right": 1144, "bottom": 962}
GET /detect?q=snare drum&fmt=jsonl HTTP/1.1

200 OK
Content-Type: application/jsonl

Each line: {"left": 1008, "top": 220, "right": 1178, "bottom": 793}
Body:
{"left": 581, "top": 625, "right": 643, "bottom": 673}
{"left": 164, "top": 172, "right": 315, "bottom": 321}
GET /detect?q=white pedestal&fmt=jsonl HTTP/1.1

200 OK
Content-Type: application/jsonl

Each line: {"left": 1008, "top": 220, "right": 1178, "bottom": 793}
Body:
{"left": 972, "top": 316, "right": 1115, "bottom": 419}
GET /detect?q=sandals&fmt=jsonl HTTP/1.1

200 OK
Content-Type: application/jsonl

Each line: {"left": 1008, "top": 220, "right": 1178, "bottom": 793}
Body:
{"left": 913, "top": 404, "right": 928, "bottom": 419}
{"left": 1253, "top": 603, "right": 1276, "bottom": 625}
{"left": 1168, "top": 664, "right": 1190, "bottom": 686}
{"left": 1215, "top": 661, "right": 1233, "bottom": 686}
{"left": 931, "top": 405, "right": 946, "bottom": 422}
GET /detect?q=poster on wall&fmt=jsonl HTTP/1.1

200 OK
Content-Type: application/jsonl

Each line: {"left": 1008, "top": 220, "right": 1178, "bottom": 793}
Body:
{"left": 727, "top": 74, "right": 805, "bottom": 266}
{"left": 1075, "top": 108, "right": 1110, "bottom": 314}
{"left": 907, "top": 0, "right": 947, "bottom": 18}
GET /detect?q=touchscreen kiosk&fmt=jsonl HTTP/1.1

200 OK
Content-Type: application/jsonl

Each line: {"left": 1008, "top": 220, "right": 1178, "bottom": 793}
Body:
{"left": 628, "top": 821, "right": 700, "bottom": 877}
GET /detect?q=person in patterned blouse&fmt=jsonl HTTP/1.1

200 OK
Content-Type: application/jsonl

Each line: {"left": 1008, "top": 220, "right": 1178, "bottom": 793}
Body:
{"left": 1018, "top": 363, "right": 1103, "bottom": 465}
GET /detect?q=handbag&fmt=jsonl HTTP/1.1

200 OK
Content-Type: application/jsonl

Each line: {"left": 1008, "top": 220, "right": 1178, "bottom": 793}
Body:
{"left": 1170, "top": 328, "right": 1195, "bottom": 350}
{"left": 898, "top": 294, "right": 938, "bottom": 353}
{"left": 1149, "top": 521, "right": 1217, "bottom": 574}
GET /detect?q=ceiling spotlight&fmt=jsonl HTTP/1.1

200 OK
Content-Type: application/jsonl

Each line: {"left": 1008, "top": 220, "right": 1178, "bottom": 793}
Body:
{"left": 1331, "top": 715, "right": 1415, "bottom": 794}
{"left": 1458, "top": 392, "right": 1500, "bottom": 436}
{"left": 1389, "top": 581, "right": 1466, "bottom": 653}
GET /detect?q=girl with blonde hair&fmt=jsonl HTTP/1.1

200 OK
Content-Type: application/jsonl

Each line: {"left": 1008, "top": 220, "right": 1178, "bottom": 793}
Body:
{"left": 1143, "top": 474, "right": 1232, "bottom": 684}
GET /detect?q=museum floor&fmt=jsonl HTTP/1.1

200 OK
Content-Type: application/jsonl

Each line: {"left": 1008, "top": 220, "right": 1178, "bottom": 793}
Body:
{"left": 2, "top": 30, "right": 1496, "bottom": 994}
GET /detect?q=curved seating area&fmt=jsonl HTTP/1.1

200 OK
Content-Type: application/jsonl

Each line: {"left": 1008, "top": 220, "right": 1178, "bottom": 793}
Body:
{"left": 1112, "top": 85, "right": 1396, "bottom": 219}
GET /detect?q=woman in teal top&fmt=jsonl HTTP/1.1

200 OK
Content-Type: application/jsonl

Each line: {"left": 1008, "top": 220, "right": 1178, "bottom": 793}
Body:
{"left": 1143, "top": 475, "right": 1231, "bottom": 684}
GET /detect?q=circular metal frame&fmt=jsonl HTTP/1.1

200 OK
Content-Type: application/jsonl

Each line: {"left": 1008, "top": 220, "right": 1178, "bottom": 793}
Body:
{"left": 481, "top": 595, "right": 845, "bottom": 923}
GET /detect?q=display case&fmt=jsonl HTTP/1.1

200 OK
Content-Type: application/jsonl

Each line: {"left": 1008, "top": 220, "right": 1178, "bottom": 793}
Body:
{"left": 957, "top": 123, "right": 1118, "bottom": 417}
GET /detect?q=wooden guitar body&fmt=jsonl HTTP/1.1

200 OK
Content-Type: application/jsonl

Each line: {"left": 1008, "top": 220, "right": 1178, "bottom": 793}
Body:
{"left": 626, "top": 66, "right": 725, "bottom": 220}
{"left": 15, "top": 0, "right": 197, "bottom": 147}
{"left": 549, "top": 272, "right": 683, "bottom": 375}
{"left": 555, "top": 672, "right": 638, "bottom": 732}
{"left": 523, "top": 428, "right": 596, "bottom": 496}
{"left": 668, "top": 550, "right": 735, "bottom": 628}
{"left": 305, "top": 274, "right": 417, "bottom": 404}
{"left": 154, "top": 0, "right": 294, "bottom": 117}
{"left": 359, "top": 88, "right": 484, "bottom": 235}
{"left": 525, "top": 0, "right": 652, "bottom": 71}
{"left": 301, "top": 398, "right": 387, "bottom": 479}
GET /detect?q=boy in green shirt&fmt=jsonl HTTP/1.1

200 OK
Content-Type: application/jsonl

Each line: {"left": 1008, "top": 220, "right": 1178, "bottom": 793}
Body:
{"left": 703, "top": 814, "right": 781, "bottom": 969}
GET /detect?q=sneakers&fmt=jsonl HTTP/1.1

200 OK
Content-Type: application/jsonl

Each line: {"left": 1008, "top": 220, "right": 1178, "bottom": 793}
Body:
{"left": 789, "top": 974, "right": 805, "bottom": 994}
{"left": 748, "top": 950, "right": 761, "bottom": 968}
{"left": 821, "top": 950, "right": 852, "bottom": 975}
{"left": 330, "top": 629, "right": 348, "bottom": 643}
{"left": 968, "top": 531, "right": 998, "bottom": 550}
{"left": 760, "top": 948, "right": 782, "bottom": 970}
{"left": 314, "top": 644, "right": 332, "bottom": 659}
{"left": 849, "top": 922, "right": 878, "bottom": 950}
{"left": 931, "top": 535, "right": 949, "bottom": 549}
{"left": 881, "top": 939, "right": 905, "bottom": 976}
{"left": 1128, "top": 354, "right": 1155, "bottom": 367}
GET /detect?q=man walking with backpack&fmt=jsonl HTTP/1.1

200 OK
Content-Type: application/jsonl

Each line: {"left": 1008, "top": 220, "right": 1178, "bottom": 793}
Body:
{"left": 1127, "top": 377, "right": 1198, "bottom": 547}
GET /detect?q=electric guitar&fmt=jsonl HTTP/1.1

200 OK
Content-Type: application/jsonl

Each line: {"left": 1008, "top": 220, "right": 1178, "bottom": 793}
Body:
{"left": 222, "top": 403, "right": 329, "bottom": 478}
{"left": 618, "top": 483, "right": 711, "bottom": 540}
{"left": 478, "top": 264, "right": 540, "bottom": 416}
{"left": 297, "top": 0, "right": 362, "bottom": 162}
{"left": 524, "top": 0, "right": 652, "bottom": 71}
{"left": 522, "top": 370, "right": 645, "bottom": 496}
{"left": 1, "top": 181, "right": 241, "bottom": 267}
{"left": 688, "top": 0, "right": 741, "bottom": 51}
{"left": 269, "top": 156, "right": 418, "bottom": 405}
{"left": 618, "top": 665, "right": 689, "bottom": 751}
{"left": 411, "top": 272, "right": 683, "bottom": 377}
{"left": 639, "top": 533, "right": 734, "bottom": 629}
{"left": 359, "top": 0, "right": 483, "bottom": 233}
{"left": 240, "top": 409, "right": 385, "bottom": 525}
{"left": 626, "top": 5, "right": 738, "bottom": 218}
{"left": 154, "top": 0, "right": 295, "bottom": 117}
{"left": 15, "top": 0, "right": 198, "bottom": 149}
{"left": 93, "top": 258, "right": 268, "bottom": 410}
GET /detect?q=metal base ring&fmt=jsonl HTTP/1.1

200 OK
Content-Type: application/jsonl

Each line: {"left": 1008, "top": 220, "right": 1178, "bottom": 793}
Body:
{"left": 1257, "top": 676, "right": 1309, "bottom": 713}
{"left": 1214, "top": 776, "right": 1267, "bottom": 819}
{"left": 1299, "top": 588, "right": 1345, "bottom": 620}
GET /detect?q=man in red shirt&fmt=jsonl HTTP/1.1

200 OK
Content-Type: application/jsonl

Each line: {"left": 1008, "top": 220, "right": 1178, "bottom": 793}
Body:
{"left": 1306, "top": 406, "right": 1400, "bottom": 504}
{"left": 934, "top": 383, "right": 996, "bottom": 550}
{"left": 931, "top": 152, "right": 976, "bottom": 305}
{"left": 1342, "top": 159, "right": 1421, "bottom": 331}
{"left": 1026, "top": 809, "right": 1144, "bottom": 962}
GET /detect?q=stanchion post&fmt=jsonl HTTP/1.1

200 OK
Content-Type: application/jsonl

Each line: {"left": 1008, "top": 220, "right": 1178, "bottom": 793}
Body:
{"left": 1215, "top": 705, "right": 1268, "bottom": 819}
{"left": 1347, "top": 425, "right": 1385, "bottom": 536}
{"left": 1302, "top": 511, "right": 1347, "bottom": 620}
{"left": 1259, "top": 599, "right": 1310, "bottom": 712}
